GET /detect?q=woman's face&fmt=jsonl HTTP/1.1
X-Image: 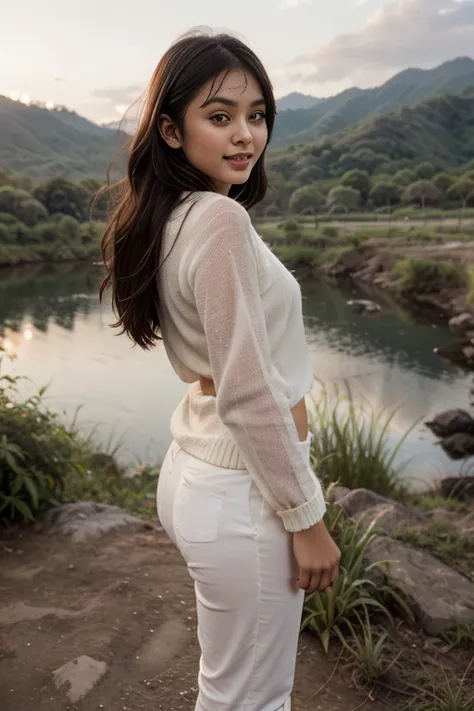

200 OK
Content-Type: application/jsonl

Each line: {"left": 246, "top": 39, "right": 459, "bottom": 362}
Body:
{"left": 160, "top": 69, "right": 269, "bottom": 196}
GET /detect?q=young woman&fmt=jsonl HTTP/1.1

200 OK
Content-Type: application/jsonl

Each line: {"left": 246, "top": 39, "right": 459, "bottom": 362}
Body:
{"left": 100, "top": 27, "right": 340, "bottom": 711}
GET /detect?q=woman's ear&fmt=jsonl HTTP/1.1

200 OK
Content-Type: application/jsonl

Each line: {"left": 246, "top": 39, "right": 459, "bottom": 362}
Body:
{"left": 158, "top": 114, "right": 183, "bottom": 149}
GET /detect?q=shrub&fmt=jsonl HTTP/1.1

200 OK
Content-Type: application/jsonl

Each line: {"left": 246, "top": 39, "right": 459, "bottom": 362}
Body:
{"left": 391, "top": 258, "right": 467, "bottom": 293}
{"left": 0, "top": 362, "right": 88, "bottom": 521}
{"left": 0, "top": 212, "right": 20, "bottom": 226}
{"left": 280, "top": 218, "right": 302, "bottom": 240}
{"left": 321, "top": 225, "right": 339, "bottom": 239}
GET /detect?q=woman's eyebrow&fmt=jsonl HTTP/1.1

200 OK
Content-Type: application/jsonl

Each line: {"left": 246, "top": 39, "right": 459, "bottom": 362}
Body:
{"left": 199, "top": 97, "right": 266, "bottom": 109}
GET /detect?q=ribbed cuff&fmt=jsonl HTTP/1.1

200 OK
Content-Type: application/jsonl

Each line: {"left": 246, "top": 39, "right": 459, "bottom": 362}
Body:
{"left": 277, "top": 479, "right": 327, "bottom": 533}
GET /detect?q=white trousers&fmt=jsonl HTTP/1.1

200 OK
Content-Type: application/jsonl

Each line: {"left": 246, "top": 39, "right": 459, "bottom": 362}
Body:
{"left": 157, "top": 432, "right": 314, "bottom": 711}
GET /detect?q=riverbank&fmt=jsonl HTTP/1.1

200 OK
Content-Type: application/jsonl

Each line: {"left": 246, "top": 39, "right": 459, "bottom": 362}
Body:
{"left": 1, "top": 476, "right": 473, "bottom": 710}
{"left": 2, "top": 349, "right": 474, "bottom": 708}
{"left": 325, "top": 240, "right": 474, "bottom": 314}
{"left": 263, "top": 221, "right": 474, "bottom": 324}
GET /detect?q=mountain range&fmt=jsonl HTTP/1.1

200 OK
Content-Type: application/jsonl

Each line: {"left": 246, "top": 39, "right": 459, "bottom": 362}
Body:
{"left": 0, "top": 97, "right": 127, "bottom": 180}
{"left": 272, "top": 57, "right": 474, "bottom": 146}
{"left": 2, "top": 56, "right": 474, "bottom": 180}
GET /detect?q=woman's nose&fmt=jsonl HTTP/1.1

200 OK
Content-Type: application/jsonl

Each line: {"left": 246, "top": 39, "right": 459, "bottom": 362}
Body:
{"left": 233, "top": 120, "right": 253, "bottom": 144}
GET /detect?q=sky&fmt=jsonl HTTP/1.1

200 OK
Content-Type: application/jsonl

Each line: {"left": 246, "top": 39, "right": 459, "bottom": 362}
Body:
{"left": 2, "top": 0, "right": 474, "bottom": 124}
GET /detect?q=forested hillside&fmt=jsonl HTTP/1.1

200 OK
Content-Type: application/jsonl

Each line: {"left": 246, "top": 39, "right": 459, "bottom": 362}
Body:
{"left": 273, "top": 57, "right": 474, "bottom": 146}
{"left": 0, "top": 97, "right": 127, "bottom": 179}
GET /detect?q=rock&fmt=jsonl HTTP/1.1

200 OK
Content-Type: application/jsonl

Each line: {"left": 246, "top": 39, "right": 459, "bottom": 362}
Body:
{"left": 357, "top": 503, "right": 424, "bottom": 536}
{"left": 326, "top": 485, "right": 351, "bottom": 504}
{"left": 440, "top": 476, "right": 474, "bottom": 501}
{"left": 366, "top": 536, "right": 474, "bottom": 634}
{"left": 438, "top": 433, "right": 474, "bottom": 460}
{"left": 346, "top": 299, "right": 381, "bottom": 314}
{"left": 52, "top": 655, "right": 107, "bottom": 703}
{"left": 425, "top": 409, "right": 474, "bottom": 438}
{"left": 38, "top": 501, "right": 144, "bottom": 542}
{"left": 449, "top": 312, "right": 474, "bottom": 335}
{"left": 336, "top": 488, "right": 395, "bottom": 518}
{"left": 327, "top": 249, "right": 368, "bottom": 278}
{"left": 434, "top": 339, "right": 474, "bottom": 368}
{"left": 429, "top": 508, "right": 461, "bottom": 525}
{"left": 462, "top": 345, "right": 474, "bottom": 362}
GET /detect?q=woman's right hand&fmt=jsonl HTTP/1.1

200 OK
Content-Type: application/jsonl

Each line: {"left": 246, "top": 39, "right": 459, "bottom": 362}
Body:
{"left": 293, "top": 520, "right": 341, "bottom": 594}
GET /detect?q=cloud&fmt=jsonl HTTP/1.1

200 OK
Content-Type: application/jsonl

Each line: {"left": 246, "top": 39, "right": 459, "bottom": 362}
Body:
{"left": 91, "top": 84, "right": 143, "bottom": 104}
{"left": 280, "top": 0, "right": 310, "bottom": 9}
{"left": 290, "top": 0, "right": 474, "bottom": 84}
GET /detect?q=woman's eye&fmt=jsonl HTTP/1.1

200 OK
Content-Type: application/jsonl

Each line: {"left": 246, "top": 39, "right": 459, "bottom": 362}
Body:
{"left": 251, "top": 111, "right": 266, "bottom": 121}
{"left": 210, "top": 113, "right": 230, "bottom": 123}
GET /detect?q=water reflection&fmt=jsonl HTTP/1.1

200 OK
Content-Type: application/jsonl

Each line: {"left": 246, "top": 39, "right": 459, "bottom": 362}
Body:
{"left": 0, "top": 262, "right": 472, "bottom": 484}
{"left": 0, "top": 263, "right": 100, "bottom": 336}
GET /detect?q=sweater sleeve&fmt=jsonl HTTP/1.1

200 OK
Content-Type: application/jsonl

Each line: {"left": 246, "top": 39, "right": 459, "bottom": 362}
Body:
{"left": 187, "top": 198, "right": 326, "bottom": 532}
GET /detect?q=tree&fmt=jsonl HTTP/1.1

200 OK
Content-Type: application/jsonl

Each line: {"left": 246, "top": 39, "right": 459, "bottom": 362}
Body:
{"left": 448, "top": 177, "right": 474, "bottom": 208}
{"left": 352, "top": 148, "right": 387, "bottom": 174}
{"left": 0, "top": 187, "right": 31, "bottom": 218}
{"left": 281, "top": 219, "right": 302, "bottom": 241}
{"left": 413, "top": 162, "right": 436, "bottom": 181}
{"left": 369, "top": 180, "right": 400, "bottom": 209}
{"left": 57, "top": 215, "right": 81, "bottom": 242}
{"left": 327, "top": 186, "right": 361, "bottom": 213}
{"left": 265, "top": 204, "right": 280, "bottom": 218}
{"left": 0, "top": 187, "right": 47, "bottom": 226}
{"left": 294, "top": 165, "right": 323, "bottom": 185}
{"left": 402, "top": 180, "right": 442, "bottom": 213}
{"left": 33, "top": 178, "right": 89, "bottom": 221}
{"left": 341, "top": 170, "right": 370, "bottom": 201}
{"left": 433, "top": 172, "right": 454, "bottom": 195}
{"left": 448, "top": 177, "right": 474, "bottom": 224}
{"left": 289, "top": 185, "right": 324, "bottom": 214}
{"left": 394, "top": 169, "right": 415, "bottom": 187}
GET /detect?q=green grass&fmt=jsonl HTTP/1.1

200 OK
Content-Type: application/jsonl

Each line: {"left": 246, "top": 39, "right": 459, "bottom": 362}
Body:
{"left": 393, "top": 522, "right": 474, "bottom": 582}
{"left": 406, "top": 493, "right": 468, "bottom": 513}
{"left": 306, "top": 388, "right": 415, "bottom": 498}
{"left": 391, "top": 258, "right": 467, "bottom": 293}
{"left": 301, "top": 501, "right": 411, "bottom": 652}
{"left": 62, "top": 461, "right": 160, "bottom": 519}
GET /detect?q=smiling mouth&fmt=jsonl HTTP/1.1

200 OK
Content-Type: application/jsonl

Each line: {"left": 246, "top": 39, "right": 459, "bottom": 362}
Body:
{"left": 224, "top": 154, "right": 253, "bottom": 161}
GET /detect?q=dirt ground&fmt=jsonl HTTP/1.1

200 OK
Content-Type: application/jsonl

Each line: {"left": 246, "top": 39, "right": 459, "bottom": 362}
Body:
{"left": 0, "top": 519, "right": 387, "bottom": 711}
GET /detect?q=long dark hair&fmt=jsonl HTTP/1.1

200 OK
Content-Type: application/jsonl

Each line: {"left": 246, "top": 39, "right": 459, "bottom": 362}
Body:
{"left": 99, "top": 28, "right": 277, "bottom": 350}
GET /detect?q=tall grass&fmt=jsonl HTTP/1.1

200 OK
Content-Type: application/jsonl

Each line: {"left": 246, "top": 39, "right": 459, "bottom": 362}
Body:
{"left": 307, "top": 387, "right": 415, "bottom": 498}
{"left": 301, "top": 500, "right": 412, "bottom": 652}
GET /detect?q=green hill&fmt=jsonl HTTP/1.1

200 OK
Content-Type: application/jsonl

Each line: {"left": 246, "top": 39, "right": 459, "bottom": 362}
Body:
{"left": 273, "top": 57, "right": 474, "bottom": 147}
{"left": 268, "top": 92, "right": 474, "bottom": 178}
{"left": 0, "top": 97, "right": 127, "bottom": 179}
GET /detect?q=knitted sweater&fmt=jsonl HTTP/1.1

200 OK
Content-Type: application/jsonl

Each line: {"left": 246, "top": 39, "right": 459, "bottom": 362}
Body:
{"left": 156, "top": 190, "right": 326, "bottom": 532}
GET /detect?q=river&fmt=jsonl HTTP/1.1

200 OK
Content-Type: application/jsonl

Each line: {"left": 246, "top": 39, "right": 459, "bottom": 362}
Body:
{"left": 0, "top": 261, "right": 472, "bottom": 487}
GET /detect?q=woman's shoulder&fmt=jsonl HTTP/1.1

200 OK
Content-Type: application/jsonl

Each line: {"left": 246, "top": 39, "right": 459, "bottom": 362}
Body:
{"left": 184, "top": 191, "right": 250, "bottom": 224}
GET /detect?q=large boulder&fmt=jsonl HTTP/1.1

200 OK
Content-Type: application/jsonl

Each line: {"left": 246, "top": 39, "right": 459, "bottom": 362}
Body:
{"left": 425, "top": 408, "right": 474, "bottom": 438}
{"left": 357, "top": 503, "right": 424, "bottom": 536}
{"left": 366, "top": 536, "right": 474, "bottom": 634}
{"left": 438, "top": 433, "right": 474, "bottom": 460}
{"left": 326, "top": 485, "right": 351, "bottom": 504}
{"left": 336, "top": 488, "right": 399, "bottom": 518}
{"left": 335, "top": 488, "right": 424, "bottom": 534}
{"left": 37, "top": 502, "right": 145, "bottom": 542}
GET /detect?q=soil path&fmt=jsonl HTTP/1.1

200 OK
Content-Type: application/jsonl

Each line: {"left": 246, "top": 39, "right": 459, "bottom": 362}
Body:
{"left": 0, "top": 521, "right": 385, "bottom": 711}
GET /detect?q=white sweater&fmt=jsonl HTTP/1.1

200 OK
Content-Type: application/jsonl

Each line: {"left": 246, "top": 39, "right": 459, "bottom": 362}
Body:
{"left": 156, "top": 190, "right": 326, "bottom": 532}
